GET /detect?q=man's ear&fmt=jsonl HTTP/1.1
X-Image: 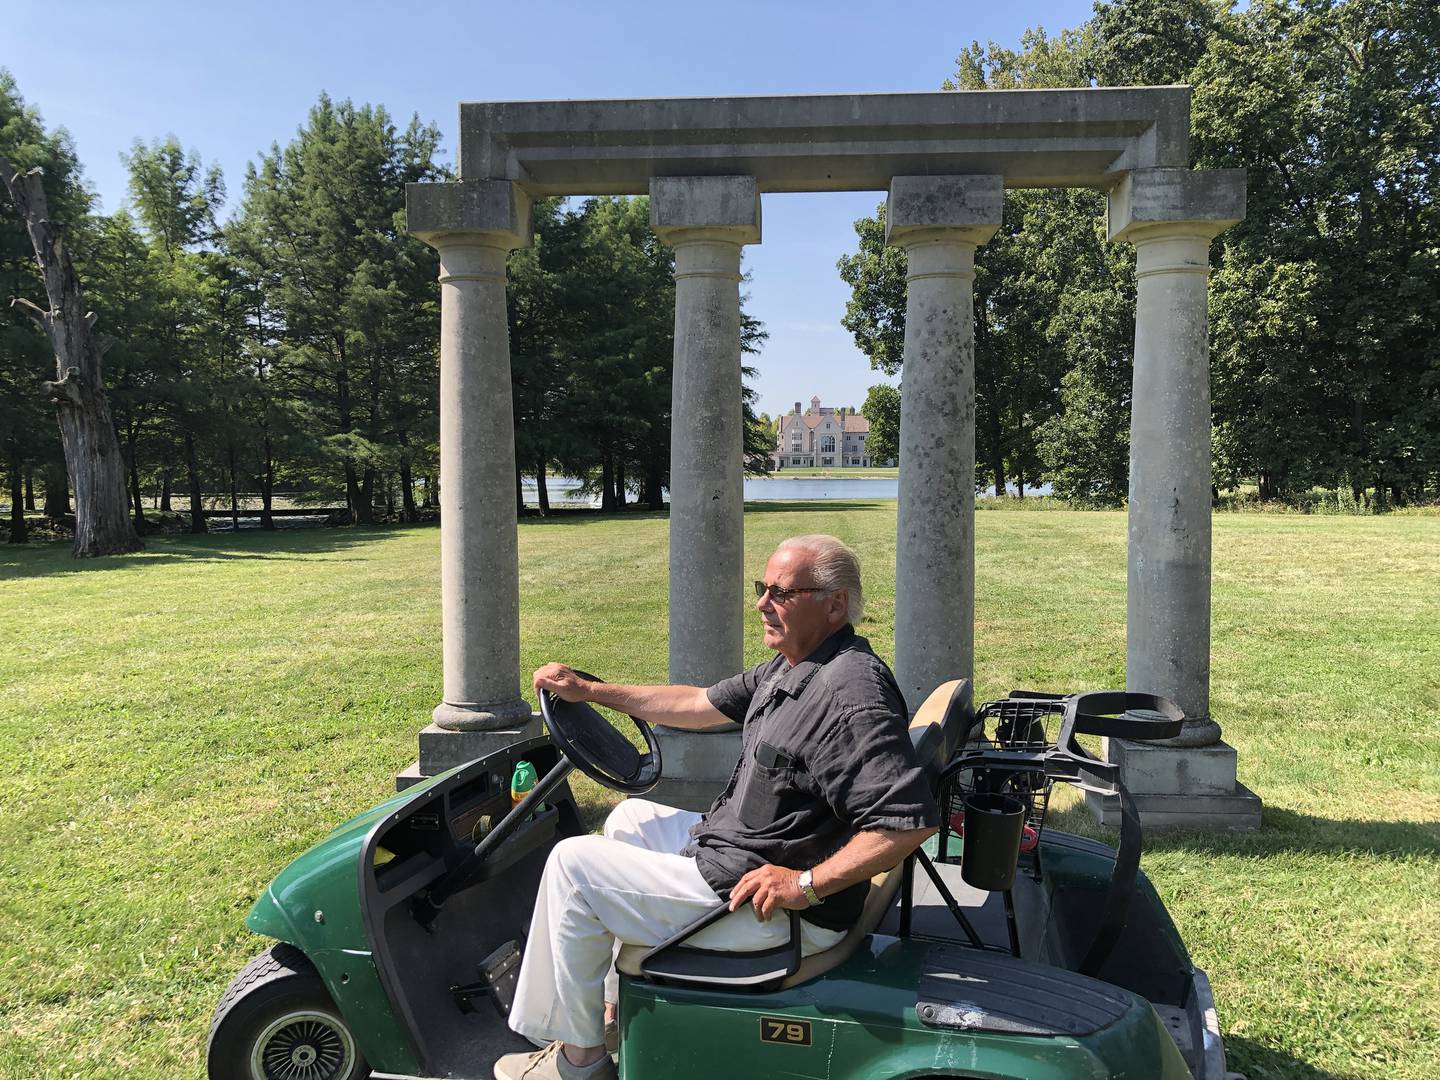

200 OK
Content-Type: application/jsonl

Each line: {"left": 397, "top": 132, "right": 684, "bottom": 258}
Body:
{"left": 827, "top": 590, "right": 849, "bottom": 624}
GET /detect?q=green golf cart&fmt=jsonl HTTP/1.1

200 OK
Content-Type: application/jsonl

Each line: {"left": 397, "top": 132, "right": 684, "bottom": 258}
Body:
{"left": 207, "top": 679, "right": 1233, "bottom": 1080}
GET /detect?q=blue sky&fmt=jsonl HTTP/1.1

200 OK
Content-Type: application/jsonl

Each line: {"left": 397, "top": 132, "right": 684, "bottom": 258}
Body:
{"left": 6, "top": 0, "right": 1095, "bottom": 420}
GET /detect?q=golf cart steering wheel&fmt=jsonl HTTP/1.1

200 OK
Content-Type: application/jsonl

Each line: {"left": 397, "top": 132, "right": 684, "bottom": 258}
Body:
{"left": 538, "top": 671, "right": 662, "bottom": 795}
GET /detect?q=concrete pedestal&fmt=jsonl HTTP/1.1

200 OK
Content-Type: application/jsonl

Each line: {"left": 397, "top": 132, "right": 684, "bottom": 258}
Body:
{"left": 1084, "top": 737, "right": 1262, "bottom": 829}
{"left": 645, "top": 726, "right": 742, "bottom": 811}
{"left": 396, "top": 717, "right": 546, "bottom": 790}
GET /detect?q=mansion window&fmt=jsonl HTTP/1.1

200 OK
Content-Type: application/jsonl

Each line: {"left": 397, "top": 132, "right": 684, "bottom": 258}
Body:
{"left": 822, "top": 457, "right": 834, "bottom": 465}
{"left": 820, "top": 435, "right": 836, "bottom": 453}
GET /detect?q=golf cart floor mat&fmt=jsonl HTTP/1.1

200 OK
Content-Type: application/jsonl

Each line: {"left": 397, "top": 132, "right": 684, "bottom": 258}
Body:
{"left": 378, "top": 837, "right": 550, "bottom": 1076}
{"left": 876, "top": 856, "right": 1048, "bottom": 953}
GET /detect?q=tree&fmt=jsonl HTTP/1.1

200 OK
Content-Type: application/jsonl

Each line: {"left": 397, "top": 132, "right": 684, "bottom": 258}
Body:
{"left": 235, "top": 94, "right": 443, "bottom": 524}
{"left": 861, "top": 383, "right": 900, "bottom": 465}
{"left": 1, "top": 72, "right": 88, "bottom": 544}
{"left": 1193, "top": 0, "right": 1440, "bottom": 504}
{"left": 0, "top": 75, "right": 140, "bottom": 555}
{"left": 510, "top": 195, "right": 769, "bottom": 513}
{"left": 120, "top": 137, "right": 229, "bottom": 533}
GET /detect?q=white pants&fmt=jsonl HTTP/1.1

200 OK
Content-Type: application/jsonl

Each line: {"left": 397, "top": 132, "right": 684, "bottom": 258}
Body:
{"left": 508, "top": 799, "right": 844, "bottom": 1048}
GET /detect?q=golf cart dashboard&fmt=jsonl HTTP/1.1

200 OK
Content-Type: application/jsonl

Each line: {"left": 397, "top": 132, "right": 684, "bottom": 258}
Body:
{"left": 367, "top": 745, "right": 564, "bottom": 897}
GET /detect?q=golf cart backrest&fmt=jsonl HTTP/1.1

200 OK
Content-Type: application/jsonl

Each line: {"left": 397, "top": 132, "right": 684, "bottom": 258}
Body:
{"left": 909, "top": 679, "right": 977, "bottom": 782}
{"left": 621, "top": 680, "right": 974, "bottom": 992}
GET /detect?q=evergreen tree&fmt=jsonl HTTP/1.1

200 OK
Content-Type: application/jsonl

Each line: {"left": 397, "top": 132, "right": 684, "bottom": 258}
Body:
{"left": 235, "top": 95, "right": 443, "bottom": 523}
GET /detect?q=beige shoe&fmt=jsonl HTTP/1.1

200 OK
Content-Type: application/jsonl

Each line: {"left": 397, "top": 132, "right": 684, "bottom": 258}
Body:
{"left": 494, "top": 1040, "right": 618, "bottom": 1080}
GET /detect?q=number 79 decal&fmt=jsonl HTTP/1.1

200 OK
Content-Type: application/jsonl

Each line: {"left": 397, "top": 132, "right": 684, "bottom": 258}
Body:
{"left": 758, "top": 1016, "right": 813, "bottom": 1046}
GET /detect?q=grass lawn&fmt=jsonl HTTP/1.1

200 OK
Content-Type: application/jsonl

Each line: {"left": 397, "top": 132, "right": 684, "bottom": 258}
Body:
{"left": 1, "top": 504, "right": 1436, "bottom": 1079}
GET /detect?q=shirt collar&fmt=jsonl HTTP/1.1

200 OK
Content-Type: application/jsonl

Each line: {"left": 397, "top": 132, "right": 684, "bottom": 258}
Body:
{"left": 774, "top": 624, "right": 856, "bottom": 699}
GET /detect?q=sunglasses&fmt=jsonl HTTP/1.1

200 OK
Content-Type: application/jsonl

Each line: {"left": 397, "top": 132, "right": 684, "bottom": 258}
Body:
{"left": 754, "top": 581, "right": 826, "bottom": 604}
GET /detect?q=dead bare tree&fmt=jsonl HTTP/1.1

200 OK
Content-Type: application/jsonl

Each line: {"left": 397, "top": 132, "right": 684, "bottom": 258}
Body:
{"left": 1, "top": 155, "right": 142, "bottom": 556}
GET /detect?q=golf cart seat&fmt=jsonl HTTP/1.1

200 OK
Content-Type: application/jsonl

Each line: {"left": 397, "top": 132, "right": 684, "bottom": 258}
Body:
{"left": 617, "top": 679, "right": 975, "bottom": 991}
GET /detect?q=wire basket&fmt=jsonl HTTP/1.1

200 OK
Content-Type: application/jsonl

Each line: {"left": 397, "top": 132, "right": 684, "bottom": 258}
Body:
{"left": 937, "top": 694, "right": 1068, "bottom": 877}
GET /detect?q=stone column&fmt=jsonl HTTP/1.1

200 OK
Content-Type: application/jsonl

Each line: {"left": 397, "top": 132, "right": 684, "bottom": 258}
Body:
{"left": 1089, "top": 167, "right": 1262, "bottom": 829}
{"left": 886, "top": 176, "right": 1003, "bottom": 714}
{"left": 400, "top": 180, "right": 539, "bottom": 787}
{"left": 648, "top": 176, "right": 761, "bottom": 809}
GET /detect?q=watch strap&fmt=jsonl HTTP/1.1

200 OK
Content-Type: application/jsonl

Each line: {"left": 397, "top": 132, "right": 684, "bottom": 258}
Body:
{"left": 799, "top": 869, "right": 823, "bottom": 907}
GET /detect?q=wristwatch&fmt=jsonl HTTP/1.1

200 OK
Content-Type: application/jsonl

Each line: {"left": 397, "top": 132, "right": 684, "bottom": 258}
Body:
{"left": 798, "top": 869, "right": 823, "bottom": 907}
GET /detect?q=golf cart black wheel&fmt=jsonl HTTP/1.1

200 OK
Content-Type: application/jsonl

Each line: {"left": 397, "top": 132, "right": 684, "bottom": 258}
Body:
{"left": 206, "top": 943, "right": 369, "bottom": 1080}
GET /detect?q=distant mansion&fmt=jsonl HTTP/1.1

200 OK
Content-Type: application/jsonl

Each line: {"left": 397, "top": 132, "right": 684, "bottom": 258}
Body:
{"left": 773, "top": 396, "right": 882, "bottom": 469}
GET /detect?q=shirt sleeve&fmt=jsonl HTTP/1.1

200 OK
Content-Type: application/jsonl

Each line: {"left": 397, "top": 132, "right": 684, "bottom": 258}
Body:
{"left": 705, "top": 660, "right": 771, "bottom": 724}
{"left": 806, "top": 697, "right": 941, "bottom": 833}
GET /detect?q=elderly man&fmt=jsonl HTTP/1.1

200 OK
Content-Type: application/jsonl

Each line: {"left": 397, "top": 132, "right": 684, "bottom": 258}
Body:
{"left": 495, "top": 535, "right": 940, "bottom": 1080}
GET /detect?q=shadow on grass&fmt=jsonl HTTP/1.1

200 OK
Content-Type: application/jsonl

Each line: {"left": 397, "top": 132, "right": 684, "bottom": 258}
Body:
{"left": 1044, "top": 803, "right": 1438, "bottom": 862}
{"left": 0, "top": 526, "right": 405, "bottom": 580}
{"left": 1151, "top": 807, "right": 1439, "bottom": 861}
{"left": 518, "top": 507, "right": 670, "bottom": 526}
{"left": 1226, "top": 1034, "right": 1361, "bottom": 1079}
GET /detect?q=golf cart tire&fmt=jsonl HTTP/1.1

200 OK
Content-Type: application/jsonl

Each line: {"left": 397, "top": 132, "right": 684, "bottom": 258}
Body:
{"left": 207, "top": 942, "right": 369, "bottom": 1080}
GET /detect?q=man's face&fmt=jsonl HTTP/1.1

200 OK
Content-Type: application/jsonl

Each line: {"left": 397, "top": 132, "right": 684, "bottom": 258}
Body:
{"left": 755, "top": 546, "right": 847, "bottom": 664}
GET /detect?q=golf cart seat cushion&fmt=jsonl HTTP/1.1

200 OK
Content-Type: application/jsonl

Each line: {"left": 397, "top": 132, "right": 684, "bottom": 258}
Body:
{"left": 617, "top": 693, "right": 965, "bottom": 989}
{"left": 614, "top": 867, "right": 902, "bottom": 987}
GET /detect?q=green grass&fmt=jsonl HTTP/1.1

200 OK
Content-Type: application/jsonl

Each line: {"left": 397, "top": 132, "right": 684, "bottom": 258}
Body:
{"left": 1, "top": 506, "right": 1437, "bottom": 1079}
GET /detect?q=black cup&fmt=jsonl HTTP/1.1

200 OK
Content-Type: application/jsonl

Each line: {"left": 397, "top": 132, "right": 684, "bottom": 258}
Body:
{"left": 960, "top": 792, "right": 1027, "bottom": 892}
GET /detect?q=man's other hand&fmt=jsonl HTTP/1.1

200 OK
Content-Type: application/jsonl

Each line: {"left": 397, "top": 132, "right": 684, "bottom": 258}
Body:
{"left": 729, "top": 864, "right": 807, "bottom": 920}
{"left": 533, "top": 663, "right": 593, "bottom": 702}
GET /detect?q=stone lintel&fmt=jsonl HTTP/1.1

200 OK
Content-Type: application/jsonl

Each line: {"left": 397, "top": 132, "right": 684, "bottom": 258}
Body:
{"left": 459, "top": 88, "right": 1193, "bottom": 193}
{"left": 1107, "top": 167, "right": 1246, "bottom": 243}
{"left": 649, "top": 176, "right": 761, "bottom": 244}
{"left": 406, "top": 179, "right": 532, "bottom": 249}
{"left": 885, "top": 175, "right": 1004, "bottom": 248}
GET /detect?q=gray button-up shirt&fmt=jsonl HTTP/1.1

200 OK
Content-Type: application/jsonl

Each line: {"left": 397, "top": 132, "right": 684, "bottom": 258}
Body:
{"left": 682, "top": 625, "right": 940, "bottom": 931}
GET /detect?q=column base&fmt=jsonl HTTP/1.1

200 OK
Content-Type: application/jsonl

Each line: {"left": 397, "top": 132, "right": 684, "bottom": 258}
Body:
{"left": 1085, "top": 784, "right": 1263, "bottom": 831}
{"left": 432, "top": 697, "right": 534, "bottom": 731}
{"left": 395, "top": 716, "right": 543, "bottom": 791}
{"left": 643, "top": 725, "right": 741, "bottom": 812}
{"left": 1085, "top": 737, "right": 1261, "bottom": 830}
{"left": 1106, "top": 737, "right": 1240, "bottom": 795}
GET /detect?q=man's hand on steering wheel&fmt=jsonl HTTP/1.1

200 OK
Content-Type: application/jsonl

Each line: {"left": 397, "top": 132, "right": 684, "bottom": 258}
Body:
{"left": 729, "top": 865, "right": 808, "bottom": 921}
{"left": 533, "top": 663, "right": 594, "bottom": 703}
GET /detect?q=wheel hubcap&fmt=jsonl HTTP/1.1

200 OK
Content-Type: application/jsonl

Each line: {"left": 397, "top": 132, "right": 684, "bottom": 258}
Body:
{"left": 250, "top": 1009, "right": 356, "bottom": 1080}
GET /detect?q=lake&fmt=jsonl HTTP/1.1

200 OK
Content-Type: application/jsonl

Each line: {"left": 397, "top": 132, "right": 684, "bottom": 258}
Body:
{"left": 520, "top": 477, "right": 1050, "bottom": 506}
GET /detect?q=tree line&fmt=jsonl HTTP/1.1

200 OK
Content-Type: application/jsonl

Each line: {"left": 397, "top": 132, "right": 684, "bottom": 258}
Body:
{"left": 846, "top": 0, "right": 1438, "bottom": 507}
{"left": 1, "top": 75, "right": 770, "bottom": 550}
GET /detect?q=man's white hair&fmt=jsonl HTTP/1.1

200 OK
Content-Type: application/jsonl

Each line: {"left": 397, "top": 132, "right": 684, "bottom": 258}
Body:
{"left": 777, "top": 534, "right": 865, "bottom": 623}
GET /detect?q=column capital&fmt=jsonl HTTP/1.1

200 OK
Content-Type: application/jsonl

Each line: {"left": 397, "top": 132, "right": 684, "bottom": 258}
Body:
{"left": 649, "top": 176, "right": 761, "bottom": 245}
{"left": 406, "top": 179, "right": 532, "bottom": 251}
{"left": 885, "top": 175, "right": 1004, "bottom": 249}
{"left": 1107, "top": 168, "right": 1246, "bottom": 245}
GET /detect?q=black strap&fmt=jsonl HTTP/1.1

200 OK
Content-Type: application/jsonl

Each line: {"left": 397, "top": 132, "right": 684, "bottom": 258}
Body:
{"left": 1077, "top": 781, "right": 1140, "bottom": 977}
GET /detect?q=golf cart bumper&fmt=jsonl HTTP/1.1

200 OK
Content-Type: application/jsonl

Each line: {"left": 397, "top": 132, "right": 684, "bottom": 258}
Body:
{"left": 1193, "top": 966, "right": 1232, "bottom": 1080}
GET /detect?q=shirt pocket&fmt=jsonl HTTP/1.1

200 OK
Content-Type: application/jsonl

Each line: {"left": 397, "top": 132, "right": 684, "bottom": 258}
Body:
{"left": 736, "top": 741, "right": 796, "bottom": 830}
